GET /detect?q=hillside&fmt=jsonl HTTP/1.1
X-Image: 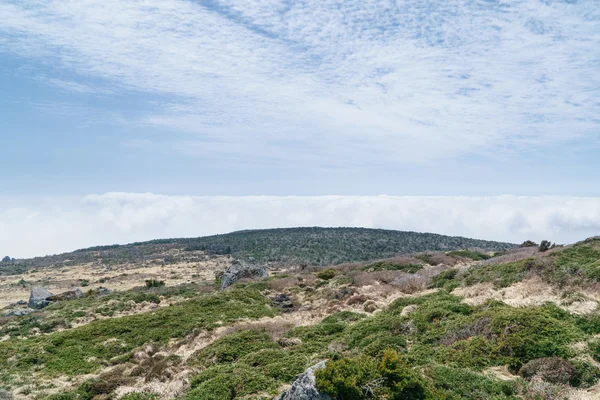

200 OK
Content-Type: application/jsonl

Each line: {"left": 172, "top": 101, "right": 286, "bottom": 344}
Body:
{"left": 1, "top": 227, "right": 516, "bottom": 274}
{"left": 4, "top": 234, "right": 600, "bottom": 400}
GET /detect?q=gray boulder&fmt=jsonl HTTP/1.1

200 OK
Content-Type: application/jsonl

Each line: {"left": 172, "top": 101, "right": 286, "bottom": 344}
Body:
{"left": 3, "top": 308, "right": 34, "bottom": 317}
{"left": 275, "top": 361, "right": 331, "bottom": 400}
{"left": 221, "top": 259, "right": 268, "bottom": 289}
{"left": 96, "top": 287, "right": 111, "bottom": 296}
{"left": 47, "top": 287, "right": 84, "bottom": 302}
{"left": 28, "top": 287, "right": 54, "bottom": 309}
{"left": 0, "top": 389, "right": 13, "bottom": 400}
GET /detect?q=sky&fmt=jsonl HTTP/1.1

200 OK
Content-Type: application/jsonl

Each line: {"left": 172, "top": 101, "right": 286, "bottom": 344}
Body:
{"left": 0, "top": 0, "right": 599, "bottom": 257}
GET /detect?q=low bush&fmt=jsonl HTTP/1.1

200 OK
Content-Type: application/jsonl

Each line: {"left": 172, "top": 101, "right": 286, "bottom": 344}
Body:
{"left": 518, "top": 357, "right": 577, "bottom": 384}
{"left": 145, "top": 280, "right": 165, "bottom": 288}
{"left": 428, "top": 365, "right": 518, "bottom": 399}
{"left": 316, "top": 269, "right": 337, "bottom": 280}
{"left": 315, "top": 348, "right": 432, "bottom": 399}
{"left": 446, "top": 250, "right": 491, "bottom": 261}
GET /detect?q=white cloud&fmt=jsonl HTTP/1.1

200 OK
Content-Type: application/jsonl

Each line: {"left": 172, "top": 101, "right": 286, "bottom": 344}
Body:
{"left": 1, "top": 193, "right": 599, "bottom": 258}
{"left": 0, "top": 0, "right": 598, "bottom": 165}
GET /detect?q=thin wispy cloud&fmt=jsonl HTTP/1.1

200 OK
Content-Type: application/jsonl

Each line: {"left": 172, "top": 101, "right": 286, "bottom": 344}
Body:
{"left": 1, "top": 193, "right": 599, "bottom": 258}
{"left": 1, "top": 0, "right": 598, "bottom": 165}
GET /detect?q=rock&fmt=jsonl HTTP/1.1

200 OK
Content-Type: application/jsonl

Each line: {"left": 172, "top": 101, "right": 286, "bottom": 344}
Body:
{"left": 221, "top": 259, "right": 268, "bottom": 289}
{"left": 3, "top": 308, "right": 34, "bottom": 317}
{"left": 89, "top": 286, "right": 111, "bottom": 296}
{"left": 28, "top": 287, "right": 54, "bottom": 309}
{"left": 400, "top": 304, "right": 418, "bottom": 317}
{"left": 275, "top": 361, "right": 331, "bottom": 400}
{"left": 271, "top": 293, "right": 294, "bottom": 312}
{"left": 15, "top": 300, "right": 27, "bottom": 306}
{"left": 47, "top": 287, "right": 85, "bottom": 302}
{"left": 1, "top": 256, "right": 11, "bottom": 263}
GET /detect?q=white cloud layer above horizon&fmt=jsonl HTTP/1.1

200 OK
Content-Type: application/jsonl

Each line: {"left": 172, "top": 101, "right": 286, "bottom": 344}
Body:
{"left": 1, "top": 193, "right": 599, "bottom": 258}
{"left": 1, "top": 0, "right": 599, "bottom": 166}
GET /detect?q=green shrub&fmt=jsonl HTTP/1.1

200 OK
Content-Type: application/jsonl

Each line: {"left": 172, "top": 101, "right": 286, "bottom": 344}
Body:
{"left": 145, "top": 280, "right": 165, "bottom": 288}
{"left": 429, "top": 269, "right": 458, "bottom": 289}
{"left": 191, "top": 330, "right": 279, "bottom": 366}
{"left": 187, "top": 364, "right": 279, "bottom": 399}
{"left": 316, "top": 269, "right": 336, "bottom": 280}
{"left": 446, "top": 250, "right": 491, "bottom": 261}
{"left": 428, "top": 365, "right": 518, "bottom": 399}
{"left": 571, "top": 361, "right": 600, "bottom": 388}
{"left": 315, "top": 349, "right": 431, "bottom": 399}
{"left": 539, "top": 240, "right": 552, "bottom": 252}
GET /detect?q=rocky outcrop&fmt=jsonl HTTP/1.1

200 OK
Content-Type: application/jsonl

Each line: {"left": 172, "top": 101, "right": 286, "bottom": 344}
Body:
{"left": 221, "top": 259, "right": 268, "bottom": 289}
{"left": 47, "top": 287, "right": 84, "bottom": 302}
{"left": 271, "top": 293, "right": 294, "bottom": 312}
{"left": 28, "top": 287, "right": 54, "bottom": 309}
{"left": 3, "top": 308, "right": 34, "bottom": 317}
{"left": 275, "top": 361, "right": 331, "bottom": 400}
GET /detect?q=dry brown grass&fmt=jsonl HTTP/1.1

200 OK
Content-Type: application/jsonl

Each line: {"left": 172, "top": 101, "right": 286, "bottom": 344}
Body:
{"left": 390, "top": 274, "right": 427, "bottom": 294}
{"left": 350, "top": 270, "right": 404, "bottom": 287}
{"left": 266, "top": 277, "right": 303, "bottom": 291}
{"left": 476, "top": 247, "right": 540, "bottom": 267}
{"left": 346, "top": 294, "right": 369, "bottom": 306}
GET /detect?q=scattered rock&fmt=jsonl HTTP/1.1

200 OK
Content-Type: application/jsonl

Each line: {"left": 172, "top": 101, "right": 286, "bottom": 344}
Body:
{"left": 275, "top": 361, "right": 331, "bottom": 400}
{"left": 94, "top": 287, "right": 111, "bottom": 296}
{"left": 3, "top": 308, "right": 34, "bottom": 317}
{"left": 271, "top": 293, "right": 294, "bottom": 312}
{"left": 47, "top": 287, "right": 85, "bottom": 302}
{"left": 400, "top": 304, "right": 418, "bottom": 317}
{"left": 221, "top": 259, "right": 268, "bottom": 289}
{"left": 28, "top": 287, "right": 54, "bottom": 309}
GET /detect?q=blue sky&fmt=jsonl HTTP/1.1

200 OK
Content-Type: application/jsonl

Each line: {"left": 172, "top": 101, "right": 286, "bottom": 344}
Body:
{"left": 1, "top": 0, "right": 599, "bottom": 256}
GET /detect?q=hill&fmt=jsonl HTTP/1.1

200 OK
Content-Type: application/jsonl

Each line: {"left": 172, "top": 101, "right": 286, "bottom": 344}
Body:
{"left": 1, "top": 227, "right": 516, "bottom": 274}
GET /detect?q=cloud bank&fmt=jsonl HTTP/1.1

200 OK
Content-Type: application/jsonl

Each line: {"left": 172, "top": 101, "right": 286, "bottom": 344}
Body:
{"left": 1, "top": 193, "right": 599, "bottom": 258}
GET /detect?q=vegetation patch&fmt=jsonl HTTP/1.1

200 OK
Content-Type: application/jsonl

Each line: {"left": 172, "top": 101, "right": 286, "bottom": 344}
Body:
{"left": 0, "top": 287, "right": 275, "bottom": 376}
{"left": 446, "top": 250, "right": 491, "bottom": 261}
